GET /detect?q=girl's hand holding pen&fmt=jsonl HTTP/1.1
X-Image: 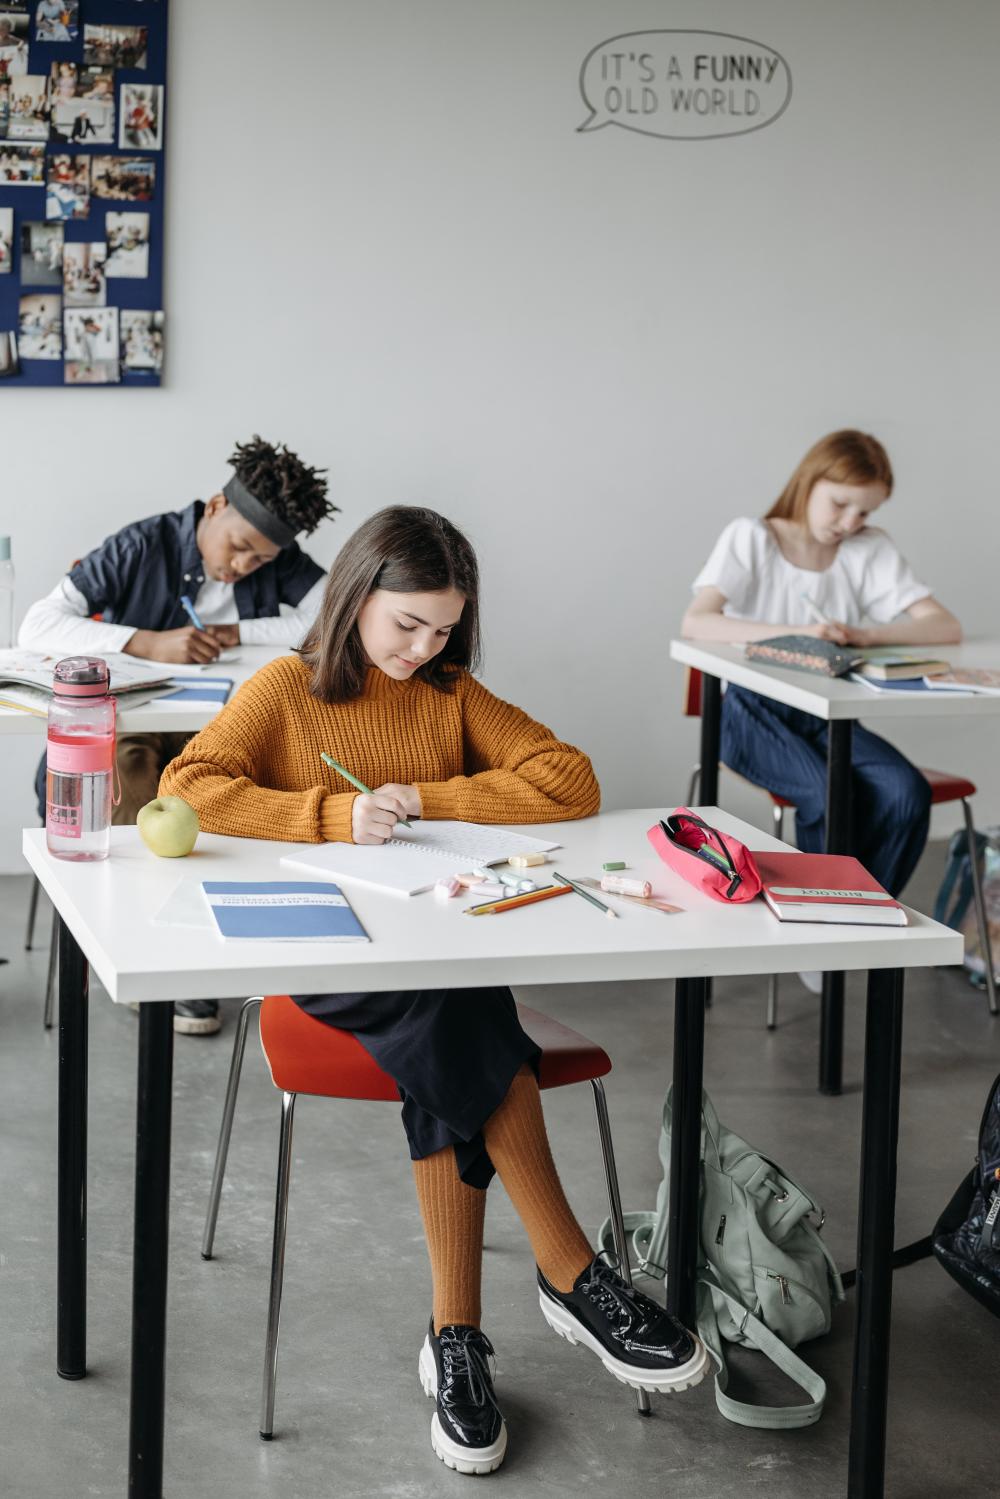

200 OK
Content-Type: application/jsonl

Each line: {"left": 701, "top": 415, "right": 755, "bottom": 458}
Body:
{"left": 351, "top": 787, "right": 420, "bottom": 844}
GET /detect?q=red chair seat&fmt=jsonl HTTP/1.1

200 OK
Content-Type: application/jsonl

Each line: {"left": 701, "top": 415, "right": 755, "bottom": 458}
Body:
{"left": 922, "top": 767, "right": 977, "bottom": 804}
{"left": 766, "top": 767, "right": 976, "bottom": 815}
{"left": 259, "top": 996, "right": 611, "bottom": 1099}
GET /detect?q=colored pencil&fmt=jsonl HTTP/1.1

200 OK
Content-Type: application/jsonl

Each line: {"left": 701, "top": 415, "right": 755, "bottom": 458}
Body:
{"left": 553, "top": 869, "right": 618, "bottom": 920}
{"left": 319, "top": 751, "right": 412, "bottom": 828}
{"left": 463, "top": 883, "right": 572, "bottom": 916}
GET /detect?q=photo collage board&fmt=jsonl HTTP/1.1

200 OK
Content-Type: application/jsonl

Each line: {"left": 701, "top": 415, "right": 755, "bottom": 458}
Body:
{"left": 0, "top": 0, "right": 166, "bottom": 386}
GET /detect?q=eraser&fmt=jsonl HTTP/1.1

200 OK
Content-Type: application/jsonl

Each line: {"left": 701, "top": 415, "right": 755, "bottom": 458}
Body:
{"left": 602, "top": 861, "right": 627, "bottom": 872}
{"left": 434, "top": 877, "right": 461, "bottom": 899}
{"left": 510, "top": 852, "right": 546, "bottom": 868}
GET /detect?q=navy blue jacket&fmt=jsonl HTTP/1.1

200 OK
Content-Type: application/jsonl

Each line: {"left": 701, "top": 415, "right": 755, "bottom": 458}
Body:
{"left": 68, "top": 500, "right": 324, "bottom": 628}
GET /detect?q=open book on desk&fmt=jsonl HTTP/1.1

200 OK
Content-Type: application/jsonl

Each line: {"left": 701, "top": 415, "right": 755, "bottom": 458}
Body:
{"left": 281, "top": 821, "right": 560, "bottom": 897}
{"left": 0, "top": 648, "right": 174, "bottom": 696}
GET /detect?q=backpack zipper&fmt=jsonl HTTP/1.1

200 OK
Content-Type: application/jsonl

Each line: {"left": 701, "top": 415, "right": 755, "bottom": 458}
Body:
{"left": 766, "top": 1271, "right": 791, "bottom": 1305}
{"left": 715, "top": 1215, "right": 727, "bottom": 1245}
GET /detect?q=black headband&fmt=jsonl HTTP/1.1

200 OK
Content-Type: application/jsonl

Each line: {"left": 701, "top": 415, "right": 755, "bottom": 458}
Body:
{"left": 223, "top": 474, "right": 296, "bottom": 549}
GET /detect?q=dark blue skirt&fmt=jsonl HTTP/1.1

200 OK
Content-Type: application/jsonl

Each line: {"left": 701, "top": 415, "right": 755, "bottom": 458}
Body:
{"left": 289, "top": 987, "right": 540, "bottom": 1189}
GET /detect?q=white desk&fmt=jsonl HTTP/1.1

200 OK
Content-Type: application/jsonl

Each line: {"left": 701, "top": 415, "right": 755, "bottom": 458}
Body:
{"left": 24, "top": 809, "right": 960, "bottom": 1499}
{"left": 0, "top": 645, "right": 291, "bottom": 737}
{"left": 670, "top": 637, "right": 1000, "bottom": 1093}
{"left": 670, "top": 637, "right": 1000, "bottom": 723}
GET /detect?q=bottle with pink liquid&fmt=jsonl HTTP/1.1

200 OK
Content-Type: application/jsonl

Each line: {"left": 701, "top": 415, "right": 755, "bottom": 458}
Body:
{"left": 46, "top": 656, "right": 117, "bottom": 862}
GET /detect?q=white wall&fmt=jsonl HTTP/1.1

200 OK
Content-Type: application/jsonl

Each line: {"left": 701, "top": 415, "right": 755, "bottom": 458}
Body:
{"left": 3, "top": 0, "right": 999, "bottom": 871}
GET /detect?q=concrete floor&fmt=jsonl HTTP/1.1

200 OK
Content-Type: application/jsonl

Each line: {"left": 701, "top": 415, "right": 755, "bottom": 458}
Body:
{"left": 2, "top": 849, "right": 998, "bottom": 1499}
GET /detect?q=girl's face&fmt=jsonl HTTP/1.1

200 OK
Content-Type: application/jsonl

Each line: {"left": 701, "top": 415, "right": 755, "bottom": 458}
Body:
{"left": 357, "top": 587, "right": 465, "bottom": 680}
{"left": 805, "top": 479, "right": 888, "bottom": 546}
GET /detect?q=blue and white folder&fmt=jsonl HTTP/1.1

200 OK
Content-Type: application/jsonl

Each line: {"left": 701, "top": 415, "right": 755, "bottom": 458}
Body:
{"left": 201, "top": 881, "right": 369, "bottom": 943}
{"left": 159, "top": 676, "right": 233, "bottom": 706}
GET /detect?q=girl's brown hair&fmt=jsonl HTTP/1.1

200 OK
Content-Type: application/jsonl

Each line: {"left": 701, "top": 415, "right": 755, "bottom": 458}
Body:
{"left": 765, "top": 430, "right": 894, "bottom": 523}
{"left": 300, "top": 505, "right": 482, "bottom": 703}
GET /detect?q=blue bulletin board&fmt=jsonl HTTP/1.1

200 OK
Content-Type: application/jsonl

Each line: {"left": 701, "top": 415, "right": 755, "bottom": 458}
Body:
{"left": 0, "top": 0, "right": 167, "bottom": 386}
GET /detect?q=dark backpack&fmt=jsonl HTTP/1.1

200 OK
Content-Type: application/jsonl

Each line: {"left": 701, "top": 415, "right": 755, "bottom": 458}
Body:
{"left": 932, "top": 1071, "right": 1000, "bottom": 1317}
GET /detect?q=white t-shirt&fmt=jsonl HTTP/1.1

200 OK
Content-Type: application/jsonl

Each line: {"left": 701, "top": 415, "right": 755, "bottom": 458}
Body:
{"left": 691, "top": 518, "right": 931, "bottom": 628}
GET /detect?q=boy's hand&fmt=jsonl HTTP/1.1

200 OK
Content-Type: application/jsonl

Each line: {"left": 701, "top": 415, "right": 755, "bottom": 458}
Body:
{"left": 206, "top": 624, "right": 240, "bottom": 647}
{"left": 809, "top": 622, "right": 872, "bottom": 648}
{"left": 351, "top": 792, "right": 412, "bottom": 845}
{"left": 372, "top": 783, "right": 422, "bottom": 819}
{"left": 124, "top": 627, "right": 221, "bottom": 664}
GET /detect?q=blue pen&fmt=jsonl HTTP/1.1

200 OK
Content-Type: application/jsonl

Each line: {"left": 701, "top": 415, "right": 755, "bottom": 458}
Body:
{"left": 179, "top": 593, "right": 206, "bottom": 630}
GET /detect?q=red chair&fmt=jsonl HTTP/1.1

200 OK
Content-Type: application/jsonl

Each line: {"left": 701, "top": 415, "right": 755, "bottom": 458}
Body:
{"left": 682, "top": 667, "right": 998, "bottom": 1023}
{"left": 201, "top": 995, "right": 647, "bottom": 1438}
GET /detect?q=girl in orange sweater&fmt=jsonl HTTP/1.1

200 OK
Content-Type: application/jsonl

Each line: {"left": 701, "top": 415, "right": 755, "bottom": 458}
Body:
{"left": 162, "top": 506, "right": 706, "bottom": 1474}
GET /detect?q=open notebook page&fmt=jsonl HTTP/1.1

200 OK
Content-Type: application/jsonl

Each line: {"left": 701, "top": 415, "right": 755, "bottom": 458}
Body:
{"left": 280, "top": 820, "right": 560, "bottom": 898}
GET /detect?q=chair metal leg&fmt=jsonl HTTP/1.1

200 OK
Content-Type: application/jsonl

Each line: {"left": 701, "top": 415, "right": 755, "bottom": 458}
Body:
{"left": 962, "top": 800, "right": 998, "bottom": 1016}
{"left": 201, "top": 997, "right": 264, "bottom": 1260}
{"left": 591, "top": 1078, "right": 651, "bottom": 1417}
{"left": 260, "top": 1090, "right": 297, "bottom": 1441}
{"left": 766, "top": 807, "right": 785, "bottom": 1031}
{"left": 686, "top": 765, "right": 701, "bottom": 808}
{"left": 25, "top": 874, "right": 41, "bottom": 950}
{"left": 43, "top": 918, "right": 58, "bottom": 1030}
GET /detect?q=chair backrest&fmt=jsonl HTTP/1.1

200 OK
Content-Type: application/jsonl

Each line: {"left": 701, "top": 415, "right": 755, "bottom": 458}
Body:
{"left": 683, "top": 667, "right": 703, "bottom": 719}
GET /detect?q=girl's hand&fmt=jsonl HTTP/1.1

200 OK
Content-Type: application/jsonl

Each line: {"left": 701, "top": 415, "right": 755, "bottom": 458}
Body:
{"left": 807, "top": 621, "right": 854, "bottom": 647}
{"left": 351, "top": 792, "right": 411, "bottom": 845}
{"left": 373, "top": 782, "right": 423, "bottom": 819}
{"left": 818, "top": 622, "right": 872, "bottom": 648}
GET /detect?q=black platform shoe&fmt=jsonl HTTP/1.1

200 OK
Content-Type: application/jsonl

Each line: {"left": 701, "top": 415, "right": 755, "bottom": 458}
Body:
{"left": 538, "top": 1254, "right": 710, "bottom": 1394}
{"left": 418, "top": 1320, "right": 507, "bottom": 1475}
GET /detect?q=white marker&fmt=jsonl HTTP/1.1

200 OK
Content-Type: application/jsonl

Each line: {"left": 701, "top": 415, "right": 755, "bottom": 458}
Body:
{"left": 801, "top": 594, "right": 832, "bottom": 626}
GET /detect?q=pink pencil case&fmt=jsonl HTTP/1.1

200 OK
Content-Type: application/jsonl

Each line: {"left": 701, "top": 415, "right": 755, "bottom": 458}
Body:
{"left": 647, "top": 808, "right": 762, "bottom": 904}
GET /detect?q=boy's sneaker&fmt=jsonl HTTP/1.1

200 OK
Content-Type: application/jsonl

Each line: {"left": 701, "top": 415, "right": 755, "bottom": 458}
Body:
{"left": 538, "top": 1254, "right": 710, "bottom": 1395}
{"left": 418, "top": 1320, "right": 507, "bottom": 1475}
{"left": 173, "top": 1000, "right": 221, "bottom": 1036}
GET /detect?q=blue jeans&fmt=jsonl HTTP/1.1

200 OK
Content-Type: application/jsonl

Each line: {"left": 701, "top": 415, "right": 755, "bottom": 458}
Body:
{"left": 720, "top": 686, "right": 932, "bottom": 898}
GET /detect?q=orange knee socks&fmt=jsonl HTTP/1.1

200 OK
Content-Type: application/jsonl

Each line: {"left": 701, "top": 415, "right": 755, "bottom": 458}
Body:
{"left": 482, "top": 1065, "right": 593, "bottom": 1293}
{"left": 412, "top": 1147, "right": 486, "bottom": 1333}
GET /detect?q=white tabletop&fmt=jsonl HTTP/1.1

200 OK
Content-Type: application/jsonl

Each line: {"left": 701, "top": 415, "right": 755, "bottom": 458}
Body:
{"left": 0, "top": 646, "right": 289, "bottom": 737}
{"left": 22, "top": 807, "right": 962, "bottom": 1005}
{"left": 670, "top": 638, "right": 1000, "bottom": 721}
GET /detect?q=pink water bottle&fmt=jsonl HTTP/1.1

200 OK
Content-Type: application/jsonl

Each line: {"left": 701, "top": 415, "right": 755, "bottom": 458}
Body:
{"left": 46, "top": 656, "right": 117, "bottom": 862}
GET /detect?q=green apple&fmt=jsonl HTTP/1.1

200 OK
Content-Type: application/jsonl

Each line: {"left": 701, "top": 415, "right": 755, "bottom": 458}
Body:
{"left": 137, "top": 796, "right": 200, "bottom": 858}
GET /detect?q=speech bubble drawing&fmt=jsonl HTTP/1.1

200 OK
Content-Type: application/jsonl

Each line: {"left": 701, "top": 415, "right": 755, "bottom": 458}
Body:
{"left": 578, "top": 29, "right": 792, "bottom": 141}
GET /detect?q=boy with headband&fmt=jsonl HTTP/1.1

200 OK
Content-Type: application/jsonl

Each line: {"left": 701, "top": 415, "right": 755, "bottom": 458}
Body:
{"left": 20, "top": 435, "right": 335, "bottom": 1033}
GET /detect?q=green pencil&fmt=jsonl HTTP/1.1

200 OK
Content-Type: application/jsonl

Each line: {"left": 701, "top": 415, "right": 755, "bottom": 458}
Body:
{"left": 320, "top": 752, "right": 412, "bottom": 828}
{"left": 553, "top": 870, "right": 618, "bottom": 920}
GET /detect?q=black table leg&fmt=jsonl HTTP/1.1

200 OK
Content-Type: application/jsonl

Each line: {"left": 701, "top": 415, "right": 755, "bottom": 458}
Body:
{"left": 666, "top": 977, "right": 707, "bottom": 1330}
{"left": 698, "top": 673, "right": 721, "bottom": 808}
{"left": 819, "top": 720, "right": 853, "bottom": 1095}
{"left": 129, "top": 1003, "right": 174, "bottom": 1499}
{"left": 848, "top": 968, "right": 904, "bottom": 1499}
{"left": 57, "top": 913, "right": 88, "bottom": 1381}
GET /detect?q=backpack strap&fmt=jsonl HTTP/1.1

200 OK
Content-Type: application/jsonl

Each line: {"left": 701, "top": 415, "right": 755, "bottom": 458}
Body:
{"left": 697, "top": 1274, "right": 826, "bottom": 1430}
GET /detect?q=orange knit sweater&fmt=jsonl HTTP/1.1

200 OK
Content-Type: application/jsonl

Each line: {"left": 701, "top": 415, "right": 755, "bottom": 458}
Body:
{"left": 159, "top": 655, "right": 600, "bottom": 843}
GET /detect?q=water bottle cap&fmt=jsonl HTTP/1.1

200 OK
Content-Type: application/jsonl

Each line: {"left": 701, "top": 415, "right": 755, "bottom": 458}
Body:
{"left": 53, "top": 656, "right": 111, "bottom": 696}
{"left": 0, "top": 536, "right": 10, "bottom": 561}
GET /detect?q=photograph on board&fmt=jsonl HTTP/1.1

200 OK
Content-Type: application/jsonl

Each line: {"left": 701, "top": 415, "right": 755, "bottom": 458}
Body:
{"left": 0, "top": 142, "right": 45, "bottom": 183}
{"left": 50, "top": 94, "right": 114, "bottom": 144}
{"left": 83, "top": 23, "right": 147, "bottom": 70}
{"left": 121, "top": 309, "right": 162, "bottom": 373}
{"left": 20, "top": 219, "right": 63, "bottom": 285}
{"left": 35, "top": 2, "right": 80, "bottom": 43}
{"left": 65, "top": 305, "right": 120, "bottom": 382}
{"left": 119, "top": 83, "right": 161, "bottom": 149}
{"left": 0, "top": 330, "right": 18, "bottom": 377}
{"left": 7, "top": 74, "right": 48, "bottom": 139}
{"left": 48, "top": 60, "right": 78, "bottom": 102}
{"left": 46, "top": 151, "right": 89, "bottom": 218}
{"left": 79, "top": 67, "right": 114, "bottom": 103}
{"left": 105, "top": 210, "right": 148, "bottom": 277}
{"left": 63, "top": 240, "right": 106, "bottom": 306}
{"left": 0, "top": 10, "right": 29, "bottom": 77}
{"left": 0, "top": 206, "right": 12, "bottom": 273}
{"left": 18, "top": 291, "right": 62, "bottom": 358}
{"left": 91, "top": 154, "right": 155, "bottom": 201}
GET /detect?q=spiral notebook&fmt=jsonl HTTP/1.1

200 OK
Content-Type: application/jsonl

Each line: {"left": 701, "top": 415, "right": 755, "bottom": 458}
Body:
{"left": 280, "top": 822, "right": 560, "bottom": 897}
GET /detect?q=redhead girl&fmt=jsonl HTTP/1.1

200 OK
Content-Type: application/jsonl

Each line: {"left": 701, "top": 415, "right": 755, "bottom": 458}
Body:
{"left": 683, "top": 430, "right": 961, "bottom": 901}
{"left": 163, "top": 506, "right": 707, "bottom": 1475}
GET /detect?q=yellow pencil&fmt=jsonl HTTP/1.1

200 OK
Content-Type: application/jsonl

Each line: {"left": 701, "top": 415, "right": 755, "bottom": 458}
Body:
{"left": 464, "top": 884, "right": 573, "bottom": 916}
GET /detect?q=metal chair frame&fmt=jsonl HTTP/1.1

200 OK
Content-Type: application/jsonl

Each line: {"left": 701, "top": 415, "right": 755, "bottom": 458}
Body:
{"left": 202, "top": 997, "right": 649, "bottom": 1439}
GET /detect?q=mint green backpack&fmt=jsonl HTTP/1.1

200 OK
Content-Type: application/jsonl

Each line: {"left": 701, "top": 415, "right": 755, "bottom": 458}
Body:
{"left": 599, "top": 1088, "right": 844, "bottom": 1429}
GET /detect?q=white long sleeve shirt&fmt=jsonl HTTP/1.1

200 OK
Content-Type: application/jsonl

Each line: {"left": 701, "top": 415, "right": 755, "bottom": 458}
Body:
{"left": 18, "top": 573, "right": 326, "bottom": 656}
